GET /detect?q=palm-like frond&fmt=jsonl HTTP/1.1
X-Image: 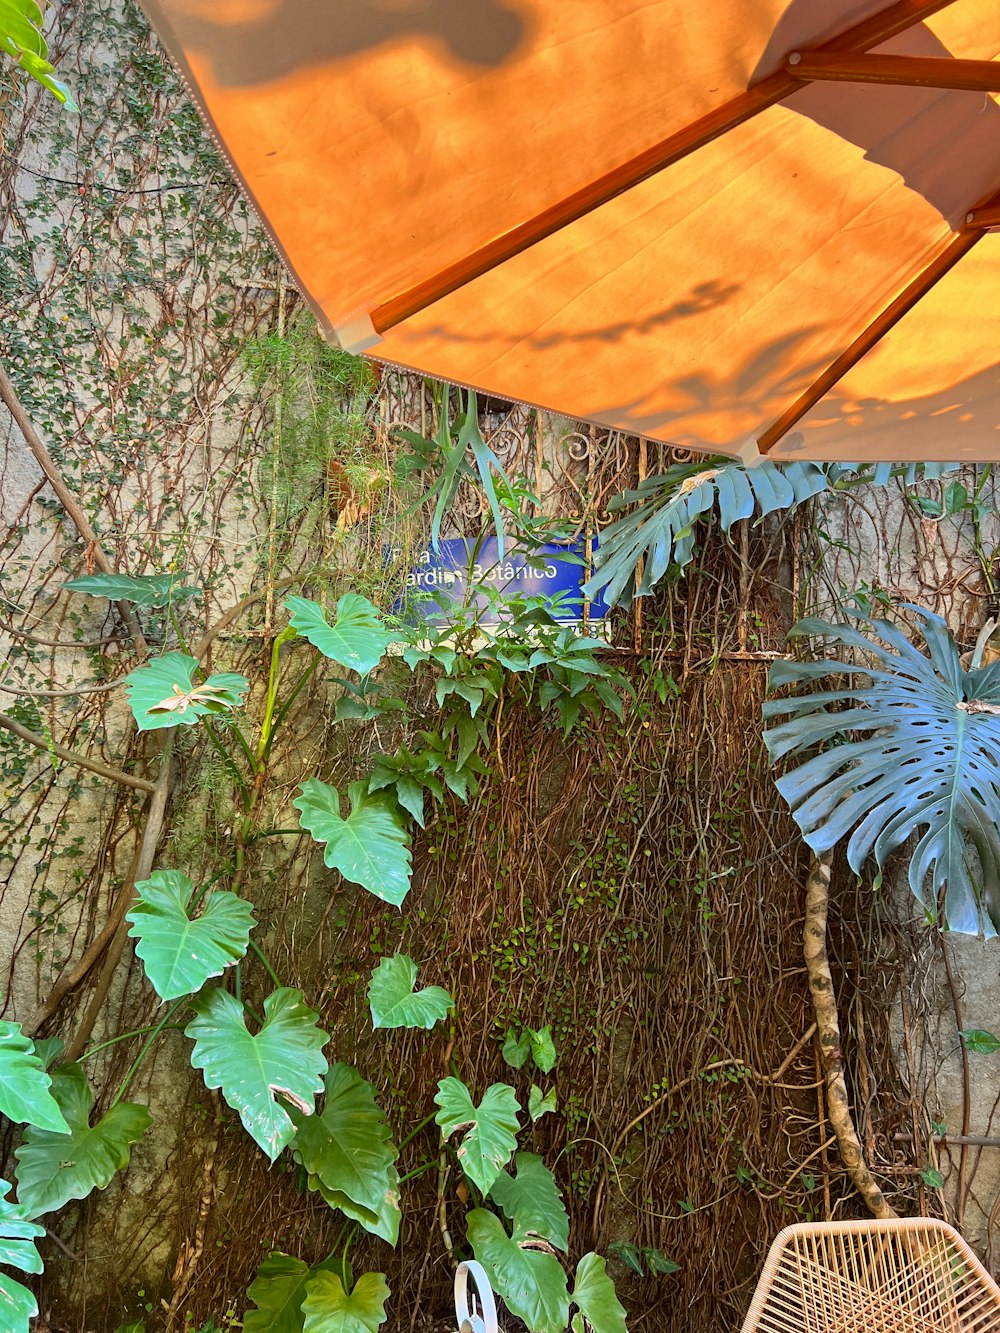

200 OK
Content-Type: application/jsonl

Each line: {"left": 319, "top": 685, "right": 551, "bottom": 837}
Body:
{"left": 763, "top": 607, "right": 1000, "bottom": 937}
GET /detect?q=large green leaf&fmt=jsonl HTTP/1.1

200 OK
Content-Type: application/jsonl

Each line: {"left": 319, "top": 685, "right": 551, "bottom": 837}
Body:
{"left": 126, "top": 869, "right": 255, "bottom": 1001}
{"left": 244, "top": 1252, "right": 352, "bottom": 1333}
{"left": 434, "top": 1078, "right": 520, "bottom": 1194}
{"left": 466, "top": 1209, "right": 569, "bottom": 1333}
{"left": 367, "top": 954, "right": 452, "bottom": 1030}
{"left": 63, "top": 572, "right": 200, "bottom": 607}
{"left": 14, "top": 1064, "right": 151, "bottom": 1216}
{"left": 0, "top": 0, "right": 77, "bottom": 107}
{"left": 301, "top": 1271, "right": 389, "bottom": 1333}
{"left": 0, "top": 1178, "right": 43, "bottom": 1333}
{"left": 489, "top": 1152, "right": 569, "bottom": 1252}
{"left": 285, "top": 595, "right": 392, "bottom": 675}
{"left": 570, "top": 1253, "right": 627, "bottom": 1333}
{"left": 764, "top": 606, "right": 1000, "bottom": 936}
{"left": 0, "top": 1022, "right": 69, "bottom": 1133}
{"left": 124, "top": 653, "right": 248, "bottom": 732}
{"left": 294, "top": 779, "right": 412, "bottom": 906}
{"left": 185, "top": 988, "right": 328, "bottom": 1162}
{"left": 289, "top": 1064, "right": 401, "bottom": 1245}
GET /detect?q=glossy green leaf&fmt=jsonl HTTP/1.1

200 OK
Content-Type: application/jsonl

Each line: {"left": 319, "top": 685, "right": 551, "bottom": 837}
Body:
{"left": 489, "top": 1152, "right": 569, "bottom": 1252}
{"left": 285, "top": 595, "right": 392, "bottom": 675}
{"left": 529, "top": 1026, "right": 557, "bottom": 1074}
{"left": 185, "top": 988, "right": 328, "bottom": 1162}
{"left": 0, "top": 1176, "right": 42, "bottom": 1333}
{"left": 63, "top": 572, "right": 200, "bottom": 607}
{"left": 764, "top": 606, "right": 1000, "bottom": 936}
{"left": 466, "top": 1209, "right": 569, "bottom": 1333}
{"left": 501, "top": 1028, "right": 530, "bottom": 1070}
{"left": 124, "top": 653, "right": 248, "bottom": 732}
{"left": 528, "top": 1084, "right": 557, "bottom": 1123}
{"left": 434, "top": 1078, "right": 519, "bottom": 1194}
{"left": 301, "top": 1271, "right": 389, "bottom": 1333}
{"left": 289, "top": 1064, "right": 400, "bottom": 1246}
{"left": 570, "top": 1253, "right": 627, "bottom": 1333}
{"left": 126, "top": 869, "right": 255, "bottom": 1001}
{"left": 0, "top": 0, "right": 77, "bottom": 107}
{"left": 294, "top": 779, "right": 412, "bottom": 906}
{"left": 0, "top": 1022, "right": 69, "bottom": 1133}
{"left": 14, "top": 1064, "right": 151, "bottom": 1216}
{"left": 608, "top": 1240, "right": 643, "bottom": 1276}
{"left": 961, "top": 1029, "right": 1000, "bottom": 1055}
{"left": 367, "top": 955, "right": 452, "bottom": 1030}
{"left": 244, "top": 1252, "right": 352, "bottom": 1333}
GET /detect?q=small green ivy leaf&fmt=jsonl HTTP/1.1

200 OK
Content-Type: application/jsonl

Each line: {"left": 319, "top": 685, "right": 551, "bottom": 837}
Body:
{"left": 501, "top": 1028, "right": 530, "bottom": 1070}
{"left": 294, "top": 779, "right": 412, "bottom": 906}
{"left": 63, "top": 572, "right": 200, "bottom": 608}
{"left": 0, "top": 1022, "right": 70, "bottom": 1133}
{"left": 301, "top": 1271, "right": 390, "bottom": 1333}
{"left": 14, "top": 1065, "right": 151, "bottom": 1216}
{"left": 644, "top": 1248, "right": 681, "bottom": 1276}
{"left": 285, "top": 595, "right": 392, "bottom": 675}
{"left": 960, "top": 1029, "right": 1000, "bottom": 1054}
{"left": 528, "top": 1084, "right": 557, "bottom": 1123}
{"left": 185, "top": 988, "right": 328, "bottom": 1162}
{"left": 570, "top": 1253, "right": 627, "bottom": 1333}
{"left": 608, "top": 1240, "right": 644, "bottom": 1276}
{"left": 126, "top": 869, "right": 255, "bottom": 1001}
{"left": 529, "top": 1025, "right": 557, "bottom": 1074}
{"left": 124, "top": 653, "right": 248, "bottom": 732}
{"left": 367, "top": 955, "right": 452, "bottom": 1030}
{"left": 434, "top": 1077, "right": 520, "bottom": 1194}
{"left": 919, "top": 1166, "right": 945, "bottom": 1190}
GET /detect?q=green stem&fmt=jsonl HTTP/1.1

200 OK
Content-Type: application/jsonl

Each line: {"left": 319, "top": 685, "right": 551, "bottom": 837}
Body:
{"left": 263, "top": 653, "right": 319, "bottom": 762}
{"left": 248, "top": 827, "right": 302, "bottom": 841}
{"left": 81, "top": 1023, "right": 187, "bottom": 1062}
{"left": 397, "top": 1111, "right": 437, "bottom": 1154}
{"left": 168, "top": 606, "right": 191, "bottom": 656}
{"left": 341, "top": 1223, "right": 357, "bottom": 1287}
{"left": 397, "top": 1160, "right": 439, "bottom": 1185}
{"left": 248, "top": 937, "right": 282, "bottom": 989}
{"left": 109, "top": 998, "right": 190, "bottom": 1106}
{"left": 258, "top": 629, "right": 296, "bottom": 762}
{"left": 202, "top": 719, "right": 252, "bottom": 807}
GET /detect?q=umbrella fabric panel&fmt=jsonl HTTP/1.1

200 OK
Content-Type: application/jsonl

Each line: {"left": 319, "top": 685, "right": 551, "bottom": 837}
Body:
{"left": 783, "top": 234, "right": 1000, "bottom": 460}
{"left": 376, "top": 102, "right": 950, "bottom": 455}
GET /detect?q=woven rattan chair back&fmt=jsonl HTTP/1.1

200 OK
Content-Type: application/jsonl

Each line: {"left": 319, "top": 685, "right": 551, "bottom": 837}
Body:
{"left": 740, "top": 1218, "right": 1000, "bottom": 1333}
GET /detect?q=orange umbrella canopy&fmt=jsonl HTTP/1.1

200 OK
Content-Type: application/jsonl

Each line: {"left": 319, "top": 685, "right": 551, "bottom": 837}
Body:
{"left": 140, "top": 1, "right": 1000, "bottom": 463}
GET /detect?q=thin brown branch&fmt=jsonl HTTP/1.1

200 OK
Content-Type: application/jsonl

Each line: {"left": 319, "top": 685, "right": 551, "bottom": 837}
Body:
{"left": 0, "top": 710, "right": 155, "bottom": 793}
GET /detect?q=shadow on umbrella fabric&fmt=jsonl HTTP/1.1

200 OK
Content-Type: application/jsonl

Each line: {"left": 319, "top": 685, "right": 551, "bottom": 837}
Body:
{"left": 160, "top": 0, "right": 530, "bottom": 85}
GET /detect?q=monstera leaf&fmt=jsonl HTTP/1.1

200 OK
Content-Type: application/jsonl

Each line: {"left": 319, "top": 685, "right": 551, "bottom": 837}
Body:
{"left": 0, "top": 1178, "right": 43, "bottom": 1333}
{"left": 289, "top": 1064, "right": 401, "bottom": 1245}
{"left": 0, "top": 1022, "right": 69, "bottom": 1133}
{"left": 489, "top": 1152, "right": 569, "bottom": 1252}
{"left": 301, "top": 1271, "right": 389, "bottom": 1333}
{"left": 124, "top": 653, "right": 248, "bottom": 732}
{"left": 285, "top": 595, "right": 392, "bottom": 675}
{"left": 764, "top": 606, "right": 1000, "bottom": 937}
{"left": 244, "top": 1252, "right": 353, "bottom": 1333}
{"left": 434, "top": 1078, "right": 520, "bottom": 1194}
{"left": 63, "top": 572, "right": 200, "bottom": 607}
{"left": 466, "top": 1209, "right": 569, "bottom": 1333}
{"left": 14, "top": 1064, "right": 151, "bottom": 1216}
{"left": 570, "top": 1253, "right": 628, "bottom": 1333}
{"left": 294, "top": 779, "right": 412, "bottom": 906}
{"left": 126, "top": 869, "right": 255, "bottom": 1001}
{"left": 585, "top": 459, "right": 959, "bottom": 607}
{"left": 185, "top": 988, "right": 328, "bottom": 1161}
{"left": 367, "top": 954, "right": 452, "bottom": 1030}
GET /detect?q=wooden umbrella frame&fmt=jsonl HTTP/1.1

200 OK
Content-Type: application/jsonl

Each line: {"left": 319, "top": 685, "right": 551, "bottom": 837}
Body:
{"left": 740, "top": 1218, "right": 1000, "bottom": 1333}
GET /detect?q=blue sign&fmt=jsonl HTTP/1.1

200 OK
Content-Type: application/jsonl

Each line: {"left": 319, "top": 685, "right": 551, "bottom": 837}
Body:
{"left": 388, "top": 537, "right": 608, "bottom": 625}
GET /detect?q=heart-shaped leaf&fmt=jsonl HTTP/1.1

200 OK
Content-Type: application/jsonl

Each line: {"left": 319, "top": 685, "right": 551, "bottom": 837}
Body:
{"left": 289, "top": 1064, "right": 400, "bottom": 1245}
{"left": 124, "top": 653, "right": 248, "bottom": 732}
{"left": 185, "top": 988, "right": 328, "bottom": 1161}
{"left": 434, "top": 1078, "right": 519, "bottom": 1194}
{"left": 529, "top": 1026, "right": 557, "bottom": 1074}
{"left": 467, "top": 1209, "right": 569, "bottom": 1333}
{"left": 0, "top": 1022, "right": 69, "bottom": 1133}
{"left": 570, "top": 1253, "right": 627, "bottom": 1333}
{"left": 294, "top": 779, "right": 412, "bottom": 906}
{"left": 961, "top": 1029, "right": 1000, "bottom": 1055}
{"left": 285, "top": 595, "right": 392, "bottom": 675}
{"left": 63, "top": 572, "right": 200, "bottom": 607}
{"left": 528, "top": 1085, "right": 557, "bottom": 1123}
{"left": 126, "top": 869, "right": 255, "bottom": 1001}
{"left": 0, "top": 1178, "right": 43, "bottom": 1333}
{"left": 501, "top": 1028, "right": 530, "bottom": 1070}
{"left": 14, "top": 1064, "right": 151, "bottom": 1216}
{"left": 489, "top": 1152, "right": 569, "bottom": 1252}
{"left": 244, "top": 1252, "right": 352, "bottom": 1333}
{"left": 367, "top": 955, "right": 452, "bottom": 1030}
{"left": 302, "top": 1271, "right": 389, "bottom": 1333}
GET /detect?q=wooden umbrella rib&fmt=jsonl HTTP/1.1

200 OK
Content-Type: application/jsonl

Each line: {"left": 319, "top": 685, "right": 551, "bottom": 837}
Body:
{"left": 786, "top": 52, "right": 1000, "bottom": 92}
{"left": 967, "top": 203, "right": 1000, "bottom": 228}
{"left": 369, "top": 0, "right": 958, "bottom": 335}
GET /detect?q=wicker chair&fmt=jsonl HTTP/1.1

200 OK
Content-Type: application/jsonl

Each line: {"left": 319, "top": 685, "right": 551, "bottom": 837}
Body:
{"left": 741, "top": 1219, "right": 1000, "bottom": 1333}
